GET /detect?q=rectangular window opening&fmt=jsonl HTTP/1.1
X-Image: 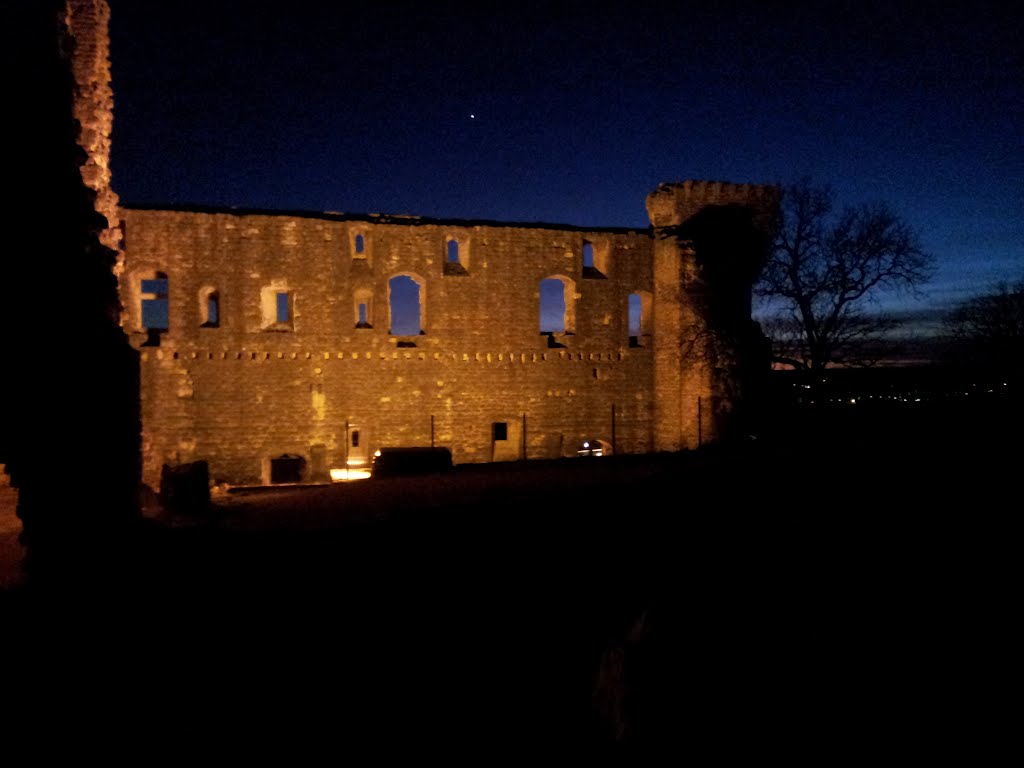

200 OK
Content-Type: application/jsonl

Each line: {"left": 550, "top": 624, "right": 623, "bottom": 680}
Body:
{"left": 202, "top": 293, "right": 220, "bottom": 328}
{"left": 355, "top": 302, "right": 373, "bottom": 328}
{"left": 141, "top": 278, "right": 168, "bottom": 296}
{"left": 492, "top": 422, "right": 508, "bottom": 441}
{"left": 276, "top": 292, "right": 291, "bottom": 323}
{"left": 141, "top": 277, "right": 169, "bottom": 332}
{"left": 141, "top": 299, "right": 169, "bottom": 331}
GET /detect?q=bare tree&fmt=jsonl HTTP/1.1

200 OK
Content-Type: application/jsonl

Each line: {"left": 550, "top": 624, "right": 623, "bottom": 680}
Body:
{"left": 943, "top": 278, "right": 1024, "bottom": 379}
{"left": 756, "top": 179, "right": 934, "bottom": 371}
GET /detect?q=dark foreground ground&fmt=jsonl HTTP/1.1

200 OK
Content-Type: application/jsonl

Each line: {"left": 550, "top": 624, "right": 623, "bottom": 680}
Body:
{"left": 0, "top": 396, "right": 1017, "bottom": 760}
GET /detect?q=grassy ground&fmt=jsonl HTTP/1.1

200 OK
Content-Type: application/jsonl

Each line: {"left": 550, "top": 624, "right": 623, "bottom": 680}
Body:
{"left": 0, "top": 395, "right": 1015, "bottom": 759}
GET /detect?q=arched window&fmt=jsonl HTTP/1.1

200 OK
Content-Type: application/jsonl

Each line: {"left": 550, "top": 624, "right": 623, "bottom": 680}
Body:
{"left": 539, "top": 275, "right": 576, "bottom": 345}
{"left": 540, "top": 279, "right": 566, "bottom": 333}
{"left": 261, "top": 283, "right": 294, "bottom": 331}
{"left": 354, "top": 233, "right": 366, "bottom": 256}
{"left": 582, "top": 239, "right": 608, "bottom": 278}
{"left": 628, "top": 293, "right": 642, "bottom": 337}
{"left": 629, "top": 291, "right": 653, "bottom": 347}
{"left": 582, "top": 241, "right": 595, "bottom": 269}
{"left": 444, "top": 236, "right": 469, "bottom": 276}
{"left": 389, "top": 274, "right": 424, "bottom": 343}
{"left": 200, "top": 287, "right": 220, "bottom": 328}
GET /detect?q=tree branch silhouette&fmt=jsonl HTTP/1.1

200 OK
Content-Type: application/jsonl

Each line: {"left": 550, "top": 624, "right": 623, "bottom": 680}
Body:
{"left": 943, "top": 278, "right": 1024, "bottom": 381}
{"left": 756, "top": 179, "right": 933, "bottom": 371}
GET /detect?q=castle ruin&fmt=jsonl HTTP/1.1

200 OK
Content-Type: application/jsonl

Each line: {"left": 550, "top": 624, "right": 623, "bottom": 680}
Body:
{"left": 121, "top": 178, "right": 778, "bottom": 489}
{"left": 9, "top": 1, "right": 779, "bottom": 509}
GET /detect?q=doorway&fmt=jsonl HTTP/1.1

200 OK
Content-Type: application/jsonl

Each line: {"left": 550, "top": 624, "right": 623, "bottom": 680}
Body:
{"left": 346, "top": 423, "right": 369, "bottom": 469}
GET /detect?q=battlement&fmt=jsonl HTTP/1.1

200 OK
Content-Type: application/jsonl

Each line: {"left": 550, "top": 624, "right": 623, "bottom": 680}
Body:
{"left": 646, "top": 180, "right": 780, "bottom": 229}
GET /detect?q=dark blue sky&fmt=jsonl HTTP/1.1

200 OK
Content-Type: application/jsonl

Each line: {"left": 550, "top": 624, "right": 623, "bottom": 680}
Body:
{"left": 107, "top": 0, "right": 1022, "bottom": 329}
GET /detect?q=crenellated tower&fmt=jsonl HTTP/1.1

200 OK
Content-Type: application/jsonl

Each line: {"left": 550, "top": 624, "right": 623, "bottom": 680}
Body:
{"left": 647, "top": 180, "right": 780, "bottom": 451}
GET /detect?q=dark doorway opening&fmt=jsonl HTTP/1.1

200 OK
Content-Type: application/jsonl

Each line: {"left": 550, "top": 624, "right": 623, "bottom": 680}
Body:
{"left": 270, "top": 454, "right": 306, "bottom": 484}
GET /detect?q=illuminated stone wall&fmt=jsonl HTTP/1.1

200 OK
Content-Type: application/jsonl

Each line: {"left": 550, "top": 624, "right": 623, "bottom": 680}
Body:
{"left": 65, "top": 0, "right": 121, "bottom": 260}
{"left": 648, "top": 181, "right": 781, "bottom": 450}
{"left": 120, "top": 182, "right": 777, "bottom": 488}
{"left": 121, "top": 209, "right": 655, "bottom": 485}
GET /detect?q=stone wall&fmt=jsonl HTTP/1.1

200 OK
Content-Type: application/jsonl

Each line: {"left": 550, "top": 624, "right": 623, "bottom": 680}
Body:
{"left": 648, "top": 182, "right": 780, "bottom": 449}
{"left": 120, "top": 208, "right": 659, "bottom": 486}
{"left": 65, "top": 0, "right": 121, "bottom": 259}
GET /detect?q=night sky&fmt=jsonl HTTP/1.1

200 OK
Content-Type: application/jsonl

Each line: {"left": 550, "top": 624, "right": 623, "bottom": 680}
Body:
{"left": 106, "top": 0, "right": 1022, "bottom": 330}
